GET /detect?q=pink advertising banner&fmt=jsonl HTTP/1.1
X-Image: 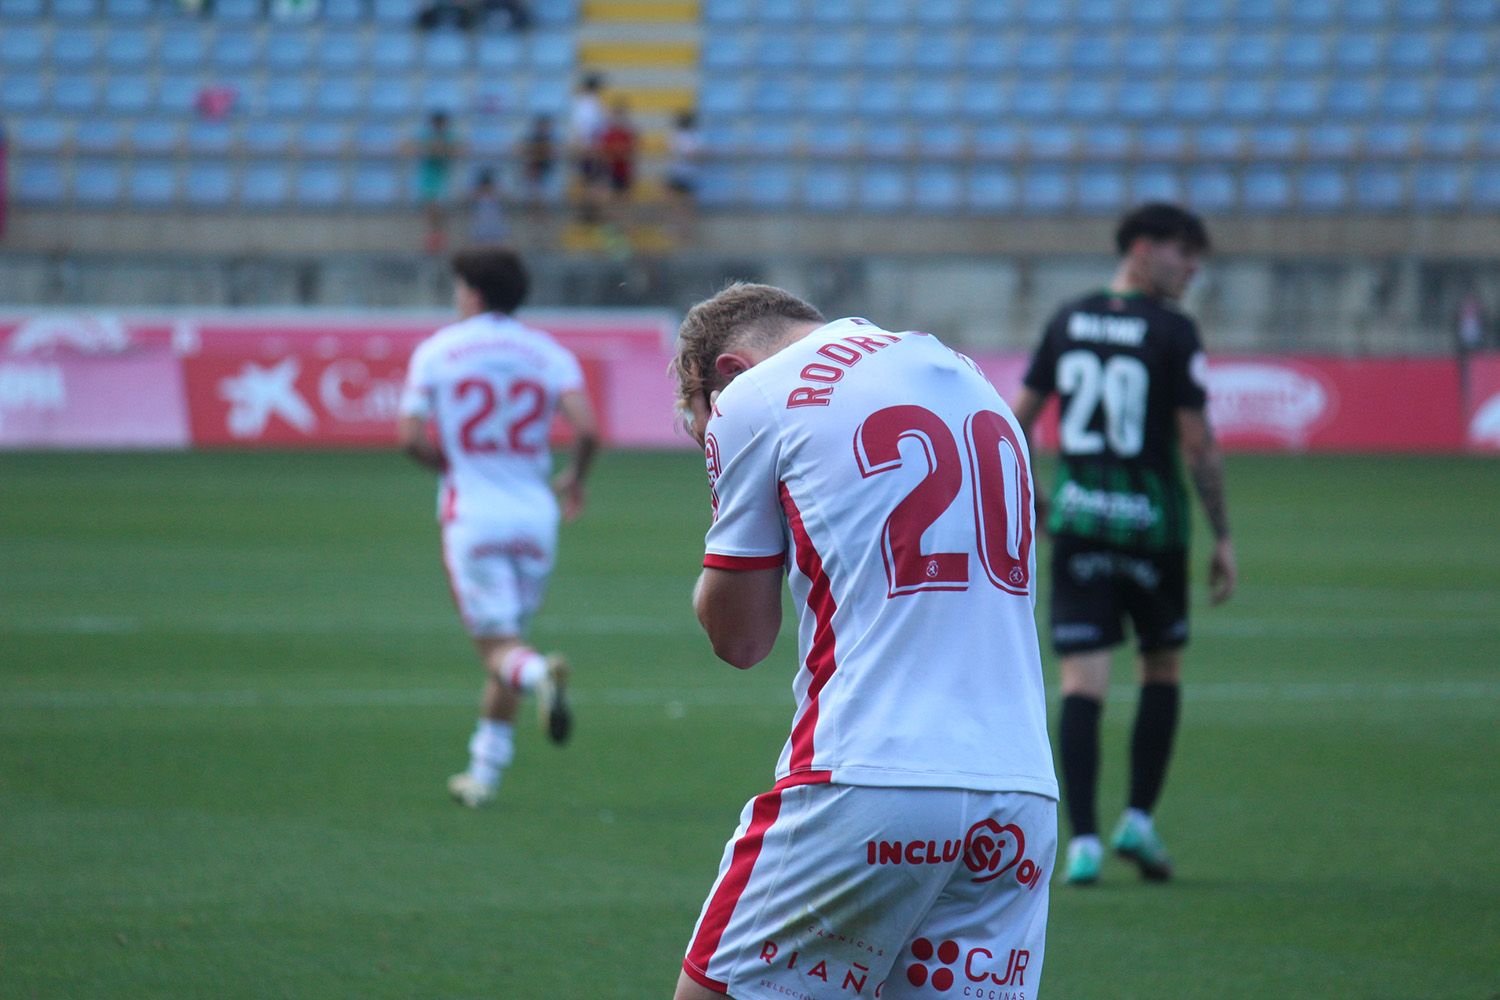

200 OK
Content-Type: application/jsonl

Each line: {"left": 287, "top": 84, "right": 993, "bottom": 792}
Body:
{"left": 1, "top": 310, "right": 1494, "bottom": 453}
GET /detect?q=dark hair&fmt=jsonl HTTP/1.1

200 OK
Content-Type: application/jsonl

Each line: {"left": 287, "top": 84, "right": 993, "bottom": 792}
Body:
{"left": 1114, "top": 202, "right": 1211, "bottom": 255}
{"left": 451, "top": 246, "right": 529, "bottom": 314}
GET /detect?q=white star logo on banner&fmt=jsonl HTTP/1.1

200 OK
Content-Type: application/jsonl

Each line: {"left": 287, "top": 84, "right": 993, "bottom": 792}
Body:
{"left": 218, "top": 358, "right": 316, "bottom": 438}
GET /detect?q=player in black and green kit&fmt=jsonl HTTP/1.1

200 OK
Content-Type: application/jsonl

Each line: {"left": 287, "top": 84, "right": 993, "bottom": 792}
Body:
{"left": 1012, "top": 203, "right": 1237, "bottom": 885}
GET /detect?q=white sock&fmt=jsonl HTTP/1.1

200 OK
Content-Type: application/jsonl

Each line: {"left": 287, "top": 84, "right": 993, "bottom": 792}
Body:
{"left": 1071, "top": 834, "right": 1102, "bottom": 853}
{"left": 1123, "top": 808, "right": 1152, "bottom": 829}
{"left": 500, "top": 646, "right": 548, "bottom": 691}
{"left": 467, "top": 719, "right": 514, "bottom": 787}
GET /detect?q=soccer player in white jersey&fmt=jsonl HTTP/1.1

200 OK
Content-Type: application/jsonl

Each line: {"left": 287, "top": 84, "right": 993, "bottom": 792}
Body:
{"left": 669, "top": 284, "right": 1058, "bottom": 1000}
{"left": 397, "top": 247, "right": 599, "bottom": 808}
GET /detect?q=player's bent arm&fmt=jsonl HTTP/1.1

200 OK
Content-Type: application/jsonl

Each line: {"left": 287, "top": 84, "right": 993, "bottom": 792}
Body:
{"left": 693, "top": 566, "right": 783, "bottom": 669}
{"left": 1177, "top": 407, "right": 1238, "bottom": 604}
{"left": 1009, "top": 386, "right": 1047, "bottom": 435}
{"left": 553, "top": 388, "right": 601, "bottom": 519}
{"left": 397, "top": 413, "right": 447, "bottom": 472}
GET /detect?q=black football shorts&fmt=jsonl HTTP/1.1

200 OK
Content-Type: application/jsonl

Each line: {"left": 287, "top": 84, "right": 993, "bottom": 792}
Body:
{"left": 1048, "top": 534, "right": 1189, "bottom": 655}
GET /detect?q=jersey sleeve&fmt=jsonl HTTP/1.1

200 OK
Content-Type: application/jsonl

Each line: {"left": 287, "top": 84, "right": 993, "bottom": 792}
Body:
{"left": 398, "top": 341, "right": 436, "bottom": 419}
{"left": 1021, "top": 314, "right": 1063, "bottom": 395}
{"left": 701, "top": 381, "right": 787, "bottom": 572}
{"left": 1169, "top": 317, "right": 1210, "bottom": 411}
{"left": 552, "top": 346, "right": 586, "bottom": 396}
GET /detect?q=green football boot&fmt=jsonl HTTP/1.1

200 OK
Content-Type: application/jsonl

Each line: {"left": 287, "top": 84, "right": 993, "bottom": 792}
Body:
{"left": 1111, "top": 812, "right": 1174, "bottom": 881}
{"left": 1062, "top": 837, "right": 1103, "bottom": 885}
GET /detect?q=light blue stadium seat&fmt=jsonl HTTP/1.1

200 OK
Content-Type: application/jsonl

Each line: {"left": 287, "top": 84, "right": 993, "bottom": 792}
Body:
{"left": 913, "top": 34, "right": 962, "bottom": 73}
{"left": 1065, "top": 81, "right": 1112, "bottom": 120}
{"left": 744, "top": 164, "right": 795, "bottom": 208}
{"left": 916, "top": 0, "right": 962, "bottom": 26}
{"left": 352, "top": 121, "right": 400, "bottom": 154}
{"left": 1021, "top": 168, "right": 1070, "bottom": 212}
{"left": 477, "top": 35, "right": 524, "bottom": 69}
{"left": 1388, "top": 33, "right": 1434, "bottom": 71}
{"left": 72, "top": 160, "right": 124, "bottom": 204}
{"left": 864, "top": 119, "right": 911, "bottom": 156}
{"left": 1412, "top": 166, "right": 1464, "bottom": 207}
{"left": 1083, "top": 124, "right": 1131, "bottom": 157}
{"left": 1219, "top": 80, "right": 1267, "bottom": 120}
{"left": 918, "top": 122, "right": 966, "bottom": 157}
{"left": 1116, "top": 81, "right": 1163, "bottom": 120}
{"left": 805, "top": 79, "right": 853, "bottom": 116}
{"left": 266, "top": 79, "right": 312, "bottom": 115}
{"left": 808, "top": 33, "right": 857, "bottom": 72}
{"left": 1299, "top": 168, "right": 1347, "bottom": 209}
{"left": 368, "top": 78, "right": 418, "bottom": 117}
{"left": 0, "top": 76, "right": 44, "bottom": 113}
{"left": 74, "top": 118, "right": 122, "bottom": 153}
{"left": 1175, "top": 33, "right": 1222, "bottom": 74}
{"left": 242, "top": 119, "right": 292, "bottom": 155}
{"left": 0, "top": 25, "right": 43, "bottom": 66}
{"left": 468, "top": 118, "right": 518, "bottom": 156}
{"left": 754, "top": 78, "right": 799, "bottom": 115}
{"left": 862, "top": 33, "right": 911, "bottom": 72}
{"left": 183, "top": 163, "right": 235, "bottom": 205}
{"left": 867, "top": 0, "right": 907, "bottom": 26}
{"left": 1327, "top": 79, "right": 1374, "bottom": 117}
{"left": 1281, "top": 36, "right": 1328, "bottom": 73}
{"left": 296, "top": 163, "right": 346, "bottom": 205}
{"left": 1077, "top": 169, "right": 1127, "bottom": 210}
{"left": 1168, "top": 81, "right": 1215, "bottom": 120}
{"left": 909, "top": 80, "right": 957, "bottom": 118}
{"left": 13, "top": 117, "right": 68, "bottom": 153}
{"left": 857, "top": 80, "right": 902, "bottom": 117}
{"left": 1379, "top": 80, "right": 1428, "bottom": 118}
{"left": 699, "top": 78, "right": 748, "bottom": 116}
{"left": 51, "top": 27, "right": 98, "bottom": 67}
{"left": 1187, "top": 168, "right": 1236, "bottom": 210}
{"left": 52, "top": 77, "right": 99, "bottom": 113}
{"left": 860, "top": 167, "right": 908, "bottom": 212}
{"left": 1226, "top": 34, "right": 1273, "bottom": 73}
{"left": 1442, "top": 34, "right": 1489, "bottom": 71}
{"left": 1306, "top": 123, "right": 1357, "bottom": 156}
{"left": 264, "top": 31, "right": 313, "bottom": 70}
{"left": 159, "top": 26, "right": 208, "bottom": 68}
{"left": 759, "top": 0, "right": 800, "bottom": 23}
{"left": 972, "top": 123, "right": 1021, "bottom": 156}
{"left": 152, "top": 75, "right": 196, "bottom": 114}
{"left": 704, "top": 0, "right": 749, "bottom": 23}
{"left": 1074, "top": 0, "right": 1121, "bottom": 25}
{"left": 299, "top": 120, "right": 349, "bottom": 156}
{"left": 1195, "top": 124, "right": 1242, "bottom": 157}
{"left": 214, "top": 0, "right": 259, "bottom": 22}
{"left": 528, "top": 77, "right": 569, "bottom": 114}
{"left": 241, "top": 163, "right": 292, "bottom": 206}
{"left": 1395, "top": 0, "right": 1440, "bottom": 22}
{"left": 1355, "top": 168, "right": 1404, "bottom": 208}
{"left": 1028, "top": 125, "right": 1075, "bottom": 158}
{"left": 1364, "top": 122, "right": 1411, "bottom": 155}
{"left": 1343, "top": 0, "right": 1387, "bottom": 23}
{"left": 1419, "top": 122, "right": 1470, "bottom": 155}
{"left": 186, "top": 120, "right": 234, "bottom": 154}
{"left": 314, "top": 79, "right": 363, "bottom": 117}
{"left": 372, "top": 0, "right": 420, "bottom": 23}
{"left": 697, "top": 165, "right": 734, "bottom": 207}
{"left": 1012, "top": 82, "right": 1059, "bottom": 120}
{"left": 130, "top": 119, "right": 181, "bottom": 154}
{"left": 104, "top": 76, "right": 154, "bottom": 115}
{"left": 1122, "top": 36, "right": 1167, "bottom": 73}
{"left": 963, "top": 33, "right": 1011, "bottom": 72}
{"left": 1248, "top": 125, "right": 1299, "bottom": 157}
{"left": 808, "top": 0, "right": 853, "bottom": 22}
{"left": 1454, "top": 0, "right": 1499, "bottom": 20}
{"left": 103, "top": 28, "right": 152, "bottom": 68}
{"left": 960, "top": 83, "right": 1007, "bottom": 119}
{"left": 105, "top": 0, "right": 151, "bottom": 17}
{"left": 1132, "top": 167, "right": 1180, "bottom": 203}
{"left": 15, "top": 159, "right": 65, "bottom": 201}
{"left": 211, "top": 33, "right": 259, "bottom": 70}
{"left": 1021, "top": 1, "right": 1065, "bottom": 27}
{"left": 803, "top": 167, "right": 854, "bottom": 211}
{"left": 50, "top": 0, "right": 95, "bottom": 18}
{"left": 322, "top": 0, "right": 364, "bottom": 22}
{"left": 129, "top": 163, "right": 177, "bottom": 206}
{"left": 703, "top": 36, "right": 747, "bottom": 71}
{"left": 1433, "top": 78, "right": 1482, "bottom": 117}
{"left": 1471, "top": 166, "right": 1500, "bottom": 206}
{"left": 1273, "top": 80, "right": 1321, "bottom": 120}
{"left": 1129, "top": 0, "right": 1172, "bottom": 25}
{"left": 534, "top": 0, "right": 578, "bottom": 25}
{"left": 530, "top": 32, "right": 574, "bottom": 70}
{"left": 371, "top": 32, "right": 417, "bottom": 70}
{"left": 912, "top": 165, "right": 963, "bottom": 212}
{"left": 1288, "top": 0, "right": 1334, "bottom": 23}
{"left": 968, "top": 167, "right": 1016, "bottom": 209}
{"left": 1232, "top": 0, "right": 1279, "bottom": 24}
{"left": 1067, "top": 35, "right": 1115, "bottom": 72}
{"left": 1181, "top": 0, "right": 1226, "bottom": 26}
{"left": 753, "top": 33, "right": 798, "bottom": 70}
{"left": 0, "top": 0, "right": 43, "bottom": 15}
{"left": 1016, "top": 36, "right": 1062, "bottom": 73}
{"left": 1477, "top": 123, "right": 1500, "bottom": 153}
{"left": 1138, "top": 125, "right": 1186, "bottom": 157}
{"left": 351, "top": 164, "right": 402, "bottom": 206}
{"left": 321, "top": 29, "right": 366, "bottom": 71}
{"left": 749, "top": 117, "right": 797, "bottom": 154}
{"left": 815, "top": 121, "right": 858, "bottom": 156}
{"left": 970, "top": 0, "right": 1014, "bottom": 25}
{"left": 1334, "top": 34, "right": 1382, "bottom": 71}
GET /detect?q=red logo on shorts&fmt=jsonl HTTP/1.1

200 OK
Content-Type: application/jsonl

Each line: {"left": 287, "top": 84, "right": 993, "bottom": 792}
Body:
{"left": 907, "top": 940, "right": 1033, "bottom": 994}
{"left": 962, "top": 819, "right": 1044, "bottom": 888}
{"left": 906, "top": 938, "right": 961, "bottom": 992}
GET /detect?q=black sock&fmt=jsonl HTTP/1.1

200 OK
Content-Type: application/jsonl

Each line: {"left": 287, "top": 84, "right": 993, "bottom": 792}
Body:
{"left": 1128, "top": 682, "right": 1181, "bottom": 815}
{"left": 1059, "top": 694, "right": 1103, "bottom": 837}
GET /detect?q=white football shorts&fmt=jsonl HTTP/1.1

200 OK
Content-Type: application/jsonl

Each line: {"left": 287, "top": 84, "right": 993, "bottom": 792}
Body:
{"left": 440, "top": 518, "right": 556, "bottom": 637}
{"left": 682, "top": 780, "right": 1056, "bottom": 1000}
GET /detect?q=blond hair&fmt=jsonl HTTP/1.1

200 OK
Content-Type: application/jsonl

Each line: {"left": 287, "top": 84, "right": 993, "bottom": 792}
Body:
{"left": 671, "top": 282, "right": 825, "bottom": 413}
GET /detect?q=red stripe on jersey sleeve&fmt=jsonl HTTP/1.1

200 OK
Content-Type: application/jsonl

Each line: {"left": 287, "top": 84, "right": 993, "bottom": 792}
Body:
{"left": 685, "top": 787, "right": 785, "bottom": 982}
{"left": 778, "top": 481, "right": 840, "bottom": 775}
{"left": 702, "top": 552, "right": 786, "bottom": 571}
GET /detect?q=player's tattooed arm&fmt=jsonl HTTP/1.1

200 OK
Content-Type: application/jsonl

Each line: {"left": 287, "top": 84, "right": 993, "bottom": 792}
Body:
{"left": 397, "top": 413, "right": 447, "bottom": 473}
{"left": 1177, "top": 408, "right": 1229, "bottom": 539}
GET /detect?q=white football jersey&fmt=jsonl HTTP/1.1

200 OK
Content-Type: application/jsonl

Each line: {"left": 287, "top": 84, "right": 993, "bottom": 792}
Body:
{"left": 703, "top": 319, "right": 1057, "bottom": 798}
{"left": 400, "top": 312, "right": 584, "bottom": 524}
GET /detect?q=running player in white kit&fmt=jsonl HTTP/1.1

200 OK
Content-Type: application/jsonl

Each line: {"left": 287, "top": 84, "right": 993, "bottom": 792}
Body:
{"left": 398, "top": 246, "right": 599, "bottom": 808}
{"left": 670, "top": 284, "right": 1058, "bottom": 1000}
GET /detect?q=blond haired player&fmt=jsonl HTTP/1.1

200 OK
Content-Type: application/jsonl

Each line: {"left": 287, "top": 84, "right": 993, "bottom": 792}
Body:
{"left": 670, "top": 283, "right": 1057, "bottom": 1000}
{"left": 398, "top": 246, "right": 599, "bottom": 807}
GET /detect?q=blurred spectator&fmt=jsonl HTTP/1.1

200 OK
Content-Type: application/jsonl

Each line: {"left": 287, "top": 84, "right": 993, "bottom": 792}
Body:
{"left": 467, "top": 168, "right": 508, "bottom": 245}
{"left": 1457, "top": 289, "right": 1488, "bottom": 407}
{"left": 195, "top": 84, "right": 238, "bottom": 120}
{"left": 520, "top": 114, "right": 557, "bottom": 209}
{"left": 417, "top": 0, "right": 530, "bottom": 30}
{"left": 270, "top": 0, "right": 318, "bottom": 19}
{"left": 414, "top": 110, "right": 460, "bottom": 253}
{"left": 567, "top": 72, "right": 607, "bottom": 221}
{"left": 664, "top": 108, "right": 701, "bottom": 242}
{"left": 599, "top": 99, "right": 637, "bottom": 203}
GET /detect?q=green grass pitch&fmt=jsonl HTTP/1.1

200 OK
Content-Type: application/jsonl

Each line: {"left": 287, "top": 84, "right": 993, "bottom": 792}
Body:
{"left": 2, "top": 449, "right": 1497, "bottom": 999}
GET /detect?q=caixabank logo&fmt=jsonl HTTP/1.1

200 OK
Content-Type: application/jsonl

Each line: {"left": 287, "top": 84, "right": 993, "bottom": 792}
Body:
{"left": 904, "top": 937, "right": 1032, "bottom": 998}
